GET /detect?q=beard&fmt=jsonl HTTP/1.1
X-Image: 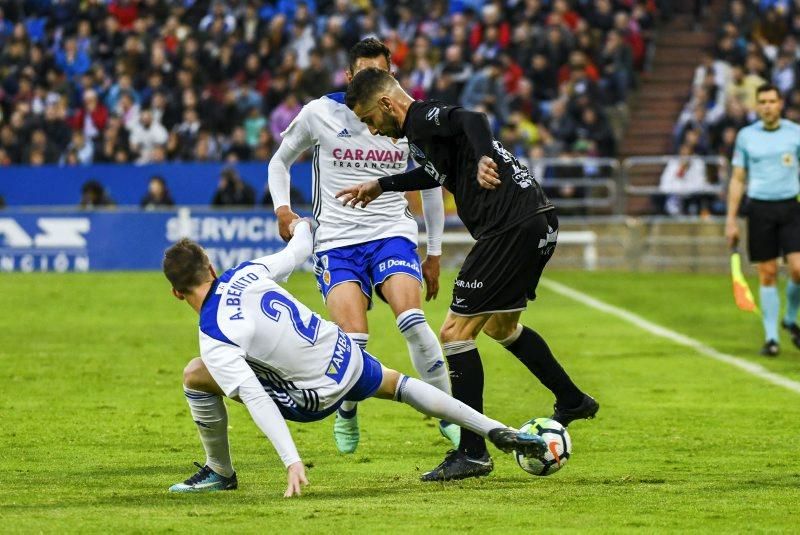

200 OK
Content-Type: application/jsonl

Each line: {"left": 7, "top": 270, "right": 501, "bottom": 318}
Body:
{"left": 384, "top": 115, "right": 402, "bottom": 138}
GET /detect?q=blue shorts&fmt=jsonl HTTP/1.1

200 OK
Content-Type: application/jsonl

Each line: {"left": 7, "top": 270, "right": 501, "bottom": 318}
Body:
{"left": 313, "top": 237, "right": 422, "bottom": 308}
{"left": 343, "top": 350, "right": 384, "bottom": 402}
{"left": 257, "top": 348, "right": 384, "bottom": 423}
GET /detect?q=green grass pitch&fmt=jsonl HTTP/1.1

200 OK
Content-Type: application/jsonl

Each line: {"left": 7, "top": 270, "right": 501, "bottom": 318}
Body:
{"left": 2, "top": 270, "right": 800, "bottom": 532}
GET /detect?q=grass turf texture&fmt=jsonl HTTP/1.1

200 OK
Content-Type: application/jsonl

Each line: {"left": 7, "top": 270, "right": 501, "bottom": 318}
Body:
{"left": 2, "top": 271, "right": 799, "bottom": 532}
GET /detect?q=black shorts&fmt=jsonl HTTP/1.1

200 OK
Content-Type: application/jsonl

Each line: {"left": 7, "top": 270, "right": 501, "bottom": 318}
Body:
{"left": 450, "top": 210, "right": 557, "bottom": 316}
{"left": 747, "top": 198, "right": 800, "bottom": 262}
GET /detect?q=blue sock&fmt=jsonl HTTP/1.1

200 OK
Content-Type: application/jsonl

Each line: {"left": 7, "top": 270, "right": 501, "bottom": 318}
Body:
{"left": 760, "top": 286, "right": 780, "bottom": 342}
{"left": 785, "top": 280, "right": 800, "bottom": 326}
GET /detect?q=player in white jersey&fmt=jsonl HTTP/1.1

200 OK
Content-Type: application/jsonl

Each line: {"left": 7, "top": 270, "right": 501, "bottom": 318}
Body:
{"left": 268, "top": 38, "right": 456, "bottom": 453}
{"left": 162, "top": 219, "right": 547, "bottom": 496}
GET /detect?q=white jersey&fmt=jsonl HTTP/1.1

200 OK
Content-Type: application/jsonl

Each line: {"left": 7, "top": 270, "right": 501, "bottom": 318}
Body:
{"left": 280, "top": 92, "right": 418, "bottom": 252}
{"left": 200, "top": 259, "right": 363, "bottom": 417}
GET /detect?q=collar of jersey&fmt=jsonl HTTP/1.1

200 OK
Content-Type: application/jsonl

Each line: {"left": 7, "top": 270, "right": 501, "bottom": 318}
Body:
{"left": 200, "top": 278, "right": 220, "bottom": 312}
{"left": 402, "top": 100, "right": 419, "bottom": 137}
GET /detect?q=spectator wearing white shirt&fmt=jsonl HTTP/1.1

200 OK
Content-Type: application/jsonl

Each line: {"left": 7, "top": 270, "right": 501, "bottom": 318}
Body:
{"left": 129, "top": 109, "right": 168, "bottom": 164}
{"left": 659, "top": 144, "right": 712, "bottom": 216}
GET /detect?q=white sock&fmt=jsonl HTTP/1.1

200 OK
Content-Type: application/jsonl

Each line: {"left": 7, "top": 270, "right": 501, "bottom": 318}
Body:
{"left": 497, "top": 324, "right": 523, "bottom": 347}
{"left": 396, "top": 309, "right": 451, "bottom": 395}
{"left": 184, "top": 387, "right": 234, "bottom": 477}
{"left": 393, "top": 376, "right": 504, "bottom": 437}
{"left": 339, "top": 333, "right": 369, "bottom": 415}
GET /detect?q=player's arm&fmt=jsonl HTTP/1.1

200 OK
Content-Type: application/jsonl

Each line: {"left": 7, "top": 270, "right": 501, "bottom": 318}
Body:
{"left": 250, "top": 219, "right": 313, "bottom": 282}
{"left": 726, "top": 131, "right": 748, "bottom": 248}
{"left": 268, "top": 106, "right": 317, "bottom": 241}
{"left": 725, "top": 166, "right": 747, "bottom": 248}
{"left": 420, "top": 188, "right": 444, "bottom": 301}
{"left": 201, "top": 338, "right": 307, "bottom": 497}
{"left": 446, "top": 108, "right": 500, "bottom": 190}
{"left": 336, "top": 165, "right": 440, "bottom": 208}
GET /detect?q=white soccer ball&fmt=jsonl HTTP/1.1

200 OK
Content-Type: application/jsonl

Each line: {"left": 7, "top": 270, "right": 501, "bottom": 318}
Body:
{"left": 514, "top": 417, "right": 572, "bottom": 476}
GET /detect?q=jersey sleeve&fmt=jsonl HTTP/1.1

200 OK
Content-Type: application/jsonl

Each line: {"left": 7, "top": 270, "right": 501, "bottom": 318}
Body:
{"left": 406, "top": 101, "right": 463, "bottom": 140}
{"left": 200, "top": 332, "right": 256, "bottom": 398}
{"left": 279, "top": 102, "right": 318, "bottom": 153}
{"left": 732, "top": 130, "right": 747, "bottom": 169}
{"left": 249, "top": 220, "right": 313, "bottom": 282}
{"left": 420, "top": 188, "right": 444, "bottom": 255}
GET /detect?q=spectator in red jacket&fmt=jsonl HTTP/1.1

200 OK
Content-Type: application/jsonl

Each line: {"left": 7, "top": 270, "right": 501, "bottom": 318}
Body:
{"left": 69, "top": 89, "right": 109, "bottom": 140}
{"left": 108, "top": 0, "right": 138, "bottom": 31}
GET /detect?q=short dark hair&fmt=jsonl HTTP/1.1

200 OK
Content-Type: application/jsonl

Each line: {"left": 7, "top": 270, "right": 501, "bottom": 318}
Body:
{"left": 345, "top": 67, "right": 395, "bottom": 110}
{"left": 347, "top": 38, "right": 391, "bottom": 74}
{"left": 756, "top": 83, "right": 782, "bottom": 98}
{"left": 163, "top": 238, "right": 212, "bottom": 293}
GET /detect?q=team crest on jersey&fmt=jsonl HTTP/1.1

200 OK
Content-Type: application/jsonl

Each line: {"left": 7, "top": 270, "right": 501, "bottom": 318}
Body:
{"left": 409, "top": 143, "right": 426, "bottom": 162}
{"left": 426, "top": 107, "right": 441, "bottom": 125}
{"left": 783, "top": 153, "right": 794, "bottom": 166}
{"left": 322, "top": 270, "right": 331, "bottom": 286}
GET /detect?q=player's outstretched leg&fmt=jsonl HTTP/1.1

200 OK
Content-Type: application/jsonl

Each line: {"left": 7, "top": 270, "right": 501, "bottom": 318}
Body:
{"left": 170, "top": 359, "right": 238, "bottom": 492}
{"left": 487, "top": 316, "right": 599, "bottom": 427}
{"left": 333, "top": 333, "right": 369, "bottom": 453}
{"left": 395, "top": 307, "right": 460, "bottom": 448}
{"left": 378, "top": 371, "right": 545, "bottom": 481}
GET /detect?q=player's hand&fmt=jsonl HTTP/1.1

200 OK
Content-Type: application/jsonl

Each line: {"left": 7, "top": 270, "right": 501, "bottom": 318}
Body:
{"left": 477, "top": 156, "right": 501, "bottom": 190}
{"left": 284, "top": 461, "right": 308, "bottom": 498}
{"left": 276, "top": 206, "right": 300, "bottom": 242}
{"left": 421, "top": 255, "right": 441, "bottom": 301}
{"left": 725, "top": 218, "right": 740, "bottom": 249}
{"left": 335, "top": 180, "right": 383, "bottom": 208}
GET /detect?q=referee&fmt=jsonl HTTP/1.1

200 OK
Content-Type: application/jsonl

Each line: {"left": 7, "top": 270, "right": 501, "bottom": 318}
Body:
{"left": 726, "top": 83, "right": 800, "bottom": 357}
{"left": 337, "top": 67, "right": 598, "bottom": 481}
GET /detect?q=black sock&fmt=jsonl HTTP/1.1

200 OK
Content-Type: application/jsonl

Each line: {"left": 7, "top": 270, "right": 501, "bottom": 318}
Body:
{"left": 505, "top": 326, "right": 584, "bottom": 408}
{"left": 445, "top": 347, "right": 487, "bottom": 458}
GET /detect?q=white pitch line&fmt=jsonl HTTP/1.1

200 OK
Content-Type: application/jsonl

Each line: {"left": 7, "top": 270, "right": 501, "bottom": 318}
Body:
{"left": 541, "top": 279, "right": 800, "bottom": 395}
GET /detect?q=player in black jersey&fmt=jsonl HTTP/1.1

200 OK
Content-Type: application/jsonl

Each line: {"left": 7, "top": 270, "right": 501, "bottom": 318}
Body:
{"left": 336, "top": 67, "right": 599, "bottom": 482}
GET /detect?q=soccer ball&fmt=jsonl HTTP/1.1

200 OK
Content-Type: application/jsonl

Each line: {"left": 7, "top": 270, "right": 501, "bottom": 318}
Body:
{"left": 514, "top": 417, "right": 572, "bottom": 476}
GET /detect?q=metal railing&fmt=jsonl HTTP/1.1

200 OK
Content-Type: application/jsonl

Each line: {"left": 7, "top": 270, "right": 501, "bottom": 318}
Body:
{"left": 517, "top": 155, "right": 730, "bottom": 216}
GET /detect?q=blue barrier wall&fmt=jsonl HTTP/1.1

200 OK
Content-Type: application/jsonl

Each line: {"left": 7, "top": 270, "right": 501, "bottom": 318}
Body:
{"left": 0, "top": 161, "right": 313, "bottom": 206}
{"left": 0, "top": 208, "right": 311, "bottom": 272}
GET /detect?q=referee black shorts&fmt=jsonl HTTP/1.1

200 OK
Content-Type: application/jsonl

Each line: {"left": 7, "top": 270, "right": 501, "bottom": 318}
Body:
{"left": 746, "top": 197, "right": 800, "bottom": 263}
{"left": 449, "top": 210, "right": 558, "bottom": 316}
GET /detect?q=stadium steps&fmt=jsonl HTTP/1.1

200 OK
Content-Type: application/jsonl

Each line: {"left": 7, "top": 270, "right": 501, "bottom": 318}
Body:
{"left": 619, "top": 9, "right": 720, "bottom": 216}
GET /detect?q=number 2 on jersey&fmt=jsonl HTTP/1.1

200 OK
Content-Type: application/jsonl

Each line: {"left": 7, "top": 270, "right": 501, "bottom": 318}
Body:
{"left": 260, "top": 291, "right": 320, "bottom": 344}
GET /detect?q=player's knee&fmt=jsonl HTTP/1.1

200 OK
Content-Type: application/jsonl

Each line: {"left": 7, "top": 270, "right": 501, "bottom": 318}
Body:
{"left": 375, "top": 368, "right": 401, "bottom": 400}
{"left": 439, "top": 323, "right": 457, "bottom": 343}
{"left": 759, "top": 272, "right": 778, "bottom": 286}
{"left": 182, "top": 357, "right": 206, "bottom": 389}
{"left": 482, "top": 321, "right": 516, "bottom": 341}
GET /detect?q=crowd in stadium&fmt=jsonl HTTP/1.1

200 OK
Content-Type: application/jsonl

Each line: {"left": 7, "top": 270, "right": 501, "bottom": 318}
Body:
{"left": 674, "top": 0, "right": 800, "bottom": 161}
{"left": 0, "top": 0, "right": 655, "bottom": 173}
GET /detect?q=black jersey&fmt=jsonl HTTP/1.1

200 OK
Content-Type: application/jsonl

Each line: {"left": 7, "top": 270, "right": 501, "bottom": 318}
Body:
{"left": 402, "top": 100, "right": 553, "bottom": 240}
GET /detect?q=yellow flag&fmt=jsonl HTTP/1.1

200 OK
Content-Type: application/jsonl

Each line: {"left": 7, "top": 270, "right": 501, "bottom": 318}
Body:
{"left": 730, "top": 251, "right": 758, "bottom": 313}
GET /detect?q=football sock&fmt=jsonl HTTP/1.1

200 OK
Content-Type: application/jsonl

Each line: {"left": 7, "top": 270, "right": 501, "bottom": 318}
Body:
{"left": 183, "top": 387, "right": 234, "bottom": 477}
{"left": 760, "top": 285, "right": 780, "bottom": 342}
{"left": 443, "top": 342, "right": 487, "bottom": 458}
{"left": 348, "top": 333, "right": 369, "bottom": 350}
{"left": 501, "top": 324, "right": 584, "bottom": 409}
{"left": 396, "top": 309, "right": 451, "bottom": 395}
{"left": 785, "top": 280, "right": 800, "bottom": 325}
{"left": 339, "top": 333, "right": 369, "bottom": 417}
{"left": 394, "top": 375, "right": 504, "bottom": 437}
